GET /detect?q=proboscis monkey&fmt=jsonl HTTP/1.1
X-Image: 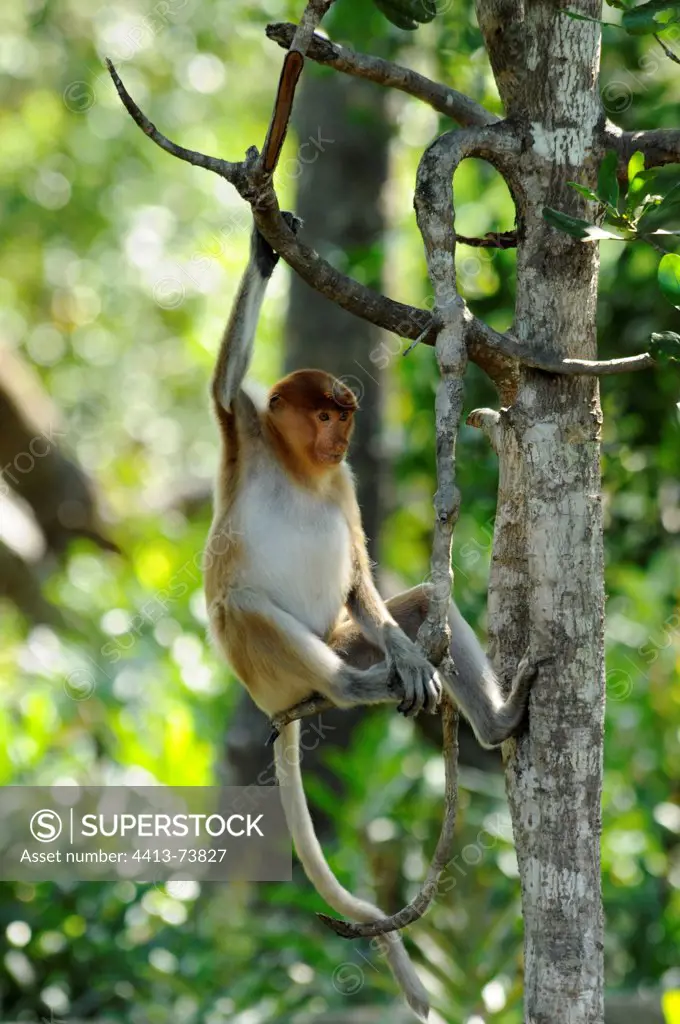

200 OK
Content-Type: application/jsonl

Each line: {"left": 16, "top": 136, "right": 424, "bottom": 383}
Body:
{"left": 204, "top": 215, "right": 535, "bottom": 1021}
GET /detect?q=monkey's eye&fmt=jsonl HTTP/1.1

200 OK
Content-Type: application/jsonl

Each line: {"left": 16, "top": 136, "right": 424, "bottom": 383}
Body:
{"left": 339, "top": 411, "right": 349, "bottom": 421}
{"left": 318, "top": 411, "right": 330, "bottom": 422}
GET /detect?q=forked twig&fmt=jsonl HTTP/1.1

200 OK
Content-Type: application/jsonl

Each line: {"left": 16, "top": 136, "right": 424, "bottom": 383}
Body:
{"left": 261, "top": 51, "right": 305, "bottom": 173}
{"left": 107, "top": 65, "right": 659, "bottom": 384}
{"left": 105, "top": 58, "right": 239, "bottom": 182}
{"left": 655, "top": 32, "right": 680, "bottom": 66}
{"left": 266, "top": 21, "right": 498, "bottom": 127}
{"left": 260, "top": 0, "right": 336, "bottom": 173}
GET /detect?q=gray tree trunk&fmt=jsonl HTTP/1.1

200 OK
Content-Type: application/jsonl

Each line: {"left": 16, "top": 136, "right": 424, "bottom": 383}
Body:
{"left": 476, "top": 2, "right": 606, "bottom": 1021}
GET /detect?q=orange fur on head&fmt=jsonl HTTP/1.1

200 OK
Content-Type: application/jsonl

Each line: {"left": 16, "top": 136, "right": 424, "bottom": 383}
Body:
{"left": 268, "top": 369, "right": 358, "bottom": 413}
{"left": 265, "top": 370, "right": 357, "bottom": 483}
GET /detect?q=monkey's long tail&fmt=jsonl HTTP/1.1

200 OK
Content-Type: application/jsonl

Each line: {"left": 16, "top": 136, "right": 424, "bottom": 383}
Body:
{"left": 275, "top": 721, "right": 429, "bottom": 1022}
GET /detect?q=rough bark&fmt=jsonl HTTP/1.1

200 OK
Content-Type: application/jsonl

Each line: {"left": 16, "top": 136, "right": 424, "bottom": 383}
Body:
{"left": 475, "top": 2, "right": 607, "bottom": 1022}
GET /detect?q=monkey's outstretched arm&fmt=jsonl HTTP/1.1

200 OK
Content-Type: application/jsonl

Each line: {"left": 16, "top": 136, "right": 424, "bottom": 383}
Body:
{"left": 212, "top": 214, "right": 300, "bottom": 415}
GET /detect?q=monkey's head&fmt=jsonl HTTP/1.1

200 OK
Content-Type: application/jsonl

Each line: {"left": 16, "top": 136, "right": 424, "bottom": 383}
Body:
{"left": 267, "top": 370, "right": 358, "bottom": 473}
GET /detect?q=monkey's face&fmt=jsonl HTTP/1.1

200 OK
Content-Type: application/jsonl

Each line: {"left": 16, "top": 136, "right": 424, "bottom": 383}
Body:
{"left": 273, "top": 404, "right": 354, "bottom": 472}
{"left": 268, "top": 370, "right": 358, "bottom": 475}
{"left": 310, "top": 407, "right": 355, "bottom": 466}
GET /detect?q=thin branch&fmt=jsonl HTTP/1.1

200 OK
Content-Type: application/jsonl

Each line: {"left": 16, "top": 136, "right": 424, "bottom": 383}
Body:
{"left": 106, "top": 59, "right": 245, "bottom": 187}
{"left": 260, "top": 0, "right": 336, "bottom": 172}
{"left": 456, "top": 230, "right": 516, "bottom": 248}
{"left": 403, "top": 322, "right": 436, "bottom": 357}
{"left": 108, "top": 68, "right": 653, "bottom": 385}
{"left": 261, "top": 51, "right": 305, "bottom": 173}
{"left": 467, "top": 316, "right": 657, "bottom": 376}
{"left": 268, "top": 692, "right": 337, "bottom": 743}
{"left": 318, "top": 697, "right": 459, "bottom": 938}
{"left": 266, "top": 22, "right": 499, "bottom": 127}
{"left": 655, "top": 32, "right": 680, "bottom": 65}
{"left": 106, "top": 59, "right": 243, "bottom": 183}
{"left": 321, "top": 128, "right": 500, "bottom": 944}
{"left": 251, "top": 196, "right": 437, "bottom": 341}
{"left": 604, "top": 120, "right": 680, "bottom": 170}
{"left": 412, "top": 132, "right": 472, "bottom": 668}
{"left": 560, "top": 354, "right": 655, "bottom": 374}
{"left": 287, "top": 0, "right": 336, "bottom": 52}
{"left": 105, "top": 60, "right": 437, "bottom": 345}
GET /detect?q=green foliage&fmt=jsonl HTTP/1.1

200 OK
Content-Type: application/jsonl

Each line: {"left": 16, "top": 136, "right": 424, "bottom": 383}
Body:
{"left": 546, "top": 153, "right": 680, "bottom": 321}
{"left": 639, "top": 182, "right": 680, "bottom": 232}
{"left": 0, "top": 0, "right": 679, "bottom": 1021}
{"left": 371, "top": 0, "right": 437, "bottom": 31}
{"left": 564, "top": 0, "right": 680, "bottom": 35}
{"left": 549, "top": 149, "right": 655, "bottom": 236}
{"left": 621, "top": 0, "right": 680, "bottom": 34}
{"left": 657, "top": 255, "right": 680, "bottom": 307}
{"left": 650, "top": 330, "right": 680, "bottom": 362}
{"left": 543, "top": 207, "right": 627, "bottom": 240}
{"left": 599, "top": 149, "right": 621, "bottom": 209}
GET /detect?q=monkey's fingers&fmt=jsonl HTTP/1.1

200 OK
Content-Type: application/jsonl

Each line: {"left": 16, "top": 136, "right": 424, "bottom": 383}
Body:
{"left": 281, "top": 210, "right": 303, "bottom": 236}
{"left": 424, "top": 671, "right": 443, "bottom": 714}
{"left": 396, "top": 674, "right": 419, "bottom": 717}
{"left": 397, "top": 663, "right": 441, "bottom": 718}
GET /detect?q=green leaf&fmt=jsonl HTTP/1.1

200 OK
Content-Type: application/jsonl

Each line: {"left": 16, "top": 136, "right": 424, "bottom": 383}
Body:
{"left": 639, "top": 183, "right": 680, "bottom": 231}
{"left": 650, "top": 331, "right": 680, "bottom": 363}
{"left": 627, "top": 151, "right": 645, "bottom": 183}
{"left": 658, "top": 253, "right": 680, "bottom": 306}
{"left": 409, "top": 0, "right": 438, "bottom": 23}
{"left": 639, "top": 195, "right": 664, "bottom": 217}
{"left": 598, "top": 150, "right": 620, "bottom": 209}
{"left": 568, "top": 182, "right": 603, "bottom": 204}
{"left": 543, "top": 207, "right": 626, "bottom": 240}
{"left": 372, "top": 0, "right": 436, "bottom": 27}
{"left": 372, "top": 0, "right": 418, "bottom": 28}
{"left": 625, "top": 169, "right": 659, "bottom": 216}
{"left": 622, "top": 0, "right": 680, "bottom": 34}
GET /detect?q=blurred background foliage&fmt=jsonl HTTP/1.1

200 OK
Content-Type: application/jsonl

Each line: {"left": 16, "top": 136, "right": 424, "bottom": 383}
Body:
{"left": 0, "top": 0, "right": 678, "bottom": 1022}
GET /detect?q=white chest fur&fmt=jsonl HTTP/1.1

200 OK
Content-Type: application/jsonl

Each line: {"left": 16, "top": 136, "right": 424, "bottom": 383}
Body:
{"left": 233, "top": 462, "right": 354, "bottom": 637}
